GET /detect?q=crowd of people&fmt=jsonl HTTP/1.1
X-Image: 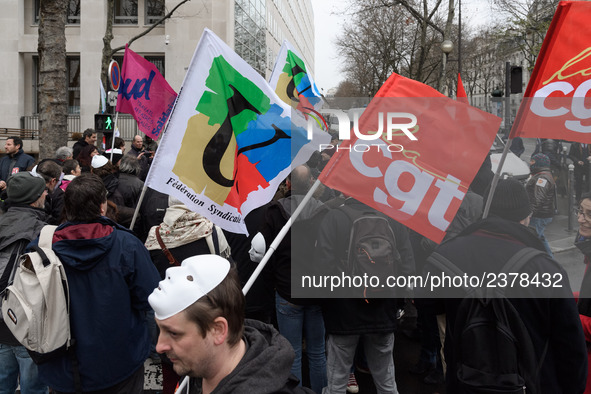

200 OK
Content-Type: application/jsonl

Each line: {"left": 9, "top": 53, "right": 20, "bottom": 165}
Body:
{"left": 1, "top": 132, "right": 591, "bottom": 394}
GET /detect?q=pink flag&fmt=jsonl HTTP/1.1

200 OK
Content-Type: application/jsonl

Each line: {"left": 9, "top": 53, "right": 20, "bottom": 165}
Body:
{"left": 116, "top": 44, "right": 177, "bottom": 140}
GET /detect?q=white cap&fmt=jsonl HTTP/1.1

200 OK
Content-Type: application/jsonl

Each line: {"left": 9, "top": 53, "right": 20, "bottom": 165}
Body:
{"left": 149, "top": 254, "right": 230, "bottom": 320}
{"left": 249, "top": 232, "right": 266, "bottom": 263}
{"left": 91, "top": 154, "right": 108, "bottom": 169}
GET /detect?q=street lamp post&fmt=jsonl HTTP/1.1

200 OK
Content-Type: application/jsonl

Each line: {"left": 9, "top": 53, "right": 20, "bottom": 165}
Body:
{"left": 439, "top": 40, "right": 454, "bottom": 95}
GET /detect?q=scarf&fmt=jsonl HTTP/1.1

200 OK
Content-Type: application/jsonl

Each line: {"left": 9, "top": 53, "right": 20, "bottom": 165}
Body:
{"left": 144, "top": 204, "right": 230, "bottom": 258}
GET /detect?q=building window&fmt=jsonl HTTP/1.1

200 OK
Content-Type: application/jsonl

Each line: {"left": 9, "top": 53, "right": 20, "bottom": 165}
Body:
{"left": 234, "top": 0, "right": 267, "bottom": 76}
{"left": 34, "top": 0, "right": 81, "bottom": 25}
{"left": 145, "top": 0, "right": 165, "bottom": 25}
{"left": 114, "top": 55, "right": 165, "bottom": 78}
{"left": 114, "top": 0, "right": 138, "bottom": 24}
{"left": 33, "top": 56, "right": 80, "bottom": 114}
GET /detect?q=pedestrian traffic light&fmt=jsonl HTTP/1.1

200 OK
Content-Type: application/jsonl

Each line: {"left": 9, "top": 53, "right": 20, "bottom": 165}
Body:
{"left": 510, "top": 66, "right": 523, "bottom": 94}
{"left": 94, "top": 113, "right": 114, "bottom": 133}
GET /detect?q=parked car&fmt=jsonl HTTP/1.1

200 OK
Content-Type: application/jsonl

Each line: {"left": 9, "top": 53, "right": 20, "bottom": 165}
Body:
{"left": 489, "top": 134, "right": 530, "bottom": 182}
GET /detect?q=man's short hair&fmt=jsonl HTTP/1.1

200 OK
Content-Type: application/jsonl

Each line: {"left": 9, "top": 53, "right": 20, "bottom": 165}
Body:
{"left": 63, "top": 159, "right": 79, "bottom": 176}
{"left": 183, "top": 267, "right": 245, "bottom": 347}
{"left": 83, "top": 128, "right": 96, "bottom": 139}
{"left": 55, "top": 146, "right": 73, "bottom": 161}
{"left": 106, "top": 137, "right": 125, "bottom": 150}
{"left": 64, "top": 173, "right": 107, "bottom": 222}
{"left": 36, "top": 160, "right": 62, "bottom": 184}
{"left": 119, "top": 155, "right": 141, "bottom": 176}
{"left": 7, "top": 136, "right": 23, "bottom": 150}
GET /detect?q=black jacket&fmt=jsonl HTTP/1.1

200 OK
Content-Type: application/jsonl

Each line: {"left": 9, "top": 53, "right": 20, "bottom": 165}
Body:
{"left": 424, "top": 217, "right": 587, "bottom": 394}
{"left": 526, "top": 167, "right": 555, "bottom": 218}
{"left": 259, "top": 193, "right": 326, "bottom": 305}
{"left": 569, "top": 142, "right": 591, "bottom": 175}
{"left": 0, "top": 149, "right": 35, "bottom": 182}
{"left": 315, "top": 198, "right": 415, "bottom": 335}
{"left": 72, "top": 137, "right": 88, "bottom": 161}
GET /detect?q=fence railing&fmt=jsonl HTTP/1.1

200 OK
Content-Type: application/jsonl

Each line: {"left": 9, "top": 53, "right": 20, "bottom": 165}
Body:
{"left": 18, "top": 114, "right": 139, "bottom": 140}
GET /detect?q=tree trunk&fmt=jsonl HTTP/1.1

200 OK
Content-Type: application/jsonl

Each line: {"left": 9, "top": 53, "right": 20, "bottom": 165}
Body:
{"left": 101, "top": 0, "right": 115, "bottom": 97}
{"left": 38, "top": 0, "right": 68, "bottom": 160}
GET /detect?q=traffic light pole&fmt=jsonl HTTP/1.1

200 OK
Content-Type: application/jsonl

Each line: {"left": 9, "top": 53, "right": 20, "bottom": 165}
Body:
{"left": 504, "top": 61, "right": 511, "bottom": 137}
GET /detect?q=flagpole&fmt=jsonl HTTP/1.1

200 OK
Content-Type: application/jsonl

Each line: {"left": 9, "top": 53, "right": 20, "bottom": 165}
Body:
{"left": 482, "top": 137, "right": 513, "bottom": 219}
{"left": 129, "top": 185, "right": 148, "bottom": 230}
{"left": 243, "top": 179, "right": 322, "bottom": 295}
{"left": 109, "top": 112, "right": 119, "bottom": 162}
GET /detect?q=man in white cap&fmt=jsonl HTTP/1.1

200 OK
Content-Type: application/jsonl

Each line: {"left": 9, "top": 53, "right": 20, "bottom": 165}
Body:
{"left": 149, "top": 255, "right": 314, "bottom": 394}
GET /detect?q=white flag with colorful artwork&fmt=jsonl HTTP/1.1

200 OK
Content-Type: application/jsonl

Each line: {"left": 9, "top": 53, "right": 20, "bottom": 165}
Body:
{"left": 269, "top": 40, "right": 324, "bottom": 117}
{"left": 145, "top": 29, "right": 330, "bottom": 234}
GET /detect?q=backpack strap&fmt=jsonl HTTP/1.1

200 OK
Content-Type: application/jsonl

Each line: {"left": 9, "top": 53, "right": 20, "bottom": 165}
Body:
{"left": 210, "top": 226, "right": 221, "bottom": 255}
{"left": 487, "top": 247, "right": 547, "bottom": 299}
{"left": 155, "top": 226, "right": 180, "bottom": 266}
{"left": 426, "top": 251, "right": 474, "bottom": 295}
{"left": 0, "top": 240, "right": 27, "bottom": 296}
{"left": 37, "top": 225, "right": 58, "bottom": 250}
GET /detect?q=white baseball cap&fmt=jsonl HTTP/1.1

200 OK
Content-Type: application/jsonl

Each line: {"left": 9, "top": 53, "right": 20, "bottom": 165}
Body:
{"left": 91, "top": 154, "right": 109, "bottom": 169}
{"left": 149, "top": 254, "right": 230, "bottom": 320}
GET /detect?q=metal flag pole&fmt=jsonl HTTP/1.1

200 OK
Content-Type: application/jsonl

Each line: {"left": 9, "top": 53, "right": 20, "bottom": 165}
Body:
{"left": 242, "top": 179, "right": 322, "bottom": 295}
{"left": 482, "top": 137, "right": 513, "bottom": 219}
{"left": 129, "top": 185, "right": 148, "bottom": 230}
{"left": 108, "top": 112, "right": 120, "bottom": 162}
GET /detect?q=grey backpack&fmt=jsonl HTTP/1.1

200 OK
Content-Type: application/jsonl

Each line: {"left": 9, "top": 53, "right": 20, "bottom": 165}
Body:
{"left": 1, "top": 225, "right": 72, "bottom": 363}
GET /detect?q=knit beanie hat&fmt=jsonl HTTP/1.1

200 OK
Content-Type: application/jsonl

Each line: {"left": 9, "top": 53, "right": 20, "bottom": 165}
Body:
{"left": 103, "top": 148, "right": 123, "bottom": 166}
{"left": 530, "top": 153, "right": 550, "bottom": 169}
{"left": 6, "top": 172, "right": 46, "bottom": 205}
{"left": 486, "top": 178, "right": 531, "bottom": 222}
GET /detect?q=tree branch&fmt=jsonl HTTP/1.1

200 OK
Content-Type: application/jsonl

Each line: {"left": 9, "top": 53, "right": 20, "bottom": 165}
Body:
{"left": 112, "top": 0, "right": 192, "bottom": 54}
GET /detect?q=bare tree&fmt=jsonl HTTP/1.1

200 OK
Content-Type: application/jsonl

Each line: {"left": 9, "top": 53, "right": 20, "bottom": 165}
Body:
{"left": 100, "top": 0, "right": 192, "bottom": 91}
{"left": 491, "top": 0, "right": 558, "bottom": 70}
{"left": 334, "top": 0, "right": 449, "bottom": 94}
{"left": 38, "top": 0, "right": 69, "bottom": 159}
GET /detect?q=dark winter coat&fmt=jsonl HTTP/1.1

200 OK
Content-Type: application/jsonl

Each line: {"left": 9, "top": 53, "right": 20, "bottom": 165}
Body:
{"left": 0, "top": 206, "right": 47, "bottom": 345}
{"left": 315, "top": 198, "right": 415, "bottom": 335}
{"left": 30, "top": 217, "right": 160, "bottom": 392}
{"left": 425, "top": 217, "right": 587, "bottom": 394}
{"left": 0, "top": 149, "right": 35, "bottom": 182}
{"left": 575, "top": 236, "right": 591, "bottom": 394}
{"left": 72, "top": 138, "right": 88, "bottom": 161}
{"left": 117, "top": 172, "right": 144, "bottom": 208}
{"left": 526, "top": 167, "right": 555, "bottom": 218}
{"left": 259, "top": 192, "right": 326, "bottom": 305}
{"left": 180, "top": 319, "right": 313, "bottom": 394}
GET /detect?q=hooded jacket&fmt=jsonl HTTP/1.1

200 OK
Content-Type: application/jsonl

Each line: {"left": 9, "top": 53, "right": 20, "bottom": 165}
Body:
{"left": 30, "top": 217, "right": 160, "bottom": 392}
{"left": 180, "top": 319, "right": 313, "bottom": 394}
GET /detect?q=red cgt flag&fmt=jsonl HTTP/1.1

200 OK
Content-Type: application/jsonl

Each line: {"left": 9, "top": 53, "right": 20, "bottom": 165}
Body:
{"left": 457, "top": 73, "right": 469, "bottom": 105}
{"left": 318, "top": 74, "right": 501, "bottom": 242}
{"left": 510, "top": 1, "right": 591, "bottom": 142}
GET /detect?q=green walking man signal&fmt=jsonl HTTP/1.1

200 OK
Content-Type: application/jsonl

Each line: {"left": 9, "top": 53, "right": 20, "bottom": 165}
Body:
{"left": 94, "top": 114, "right": 114, "bottom": 133}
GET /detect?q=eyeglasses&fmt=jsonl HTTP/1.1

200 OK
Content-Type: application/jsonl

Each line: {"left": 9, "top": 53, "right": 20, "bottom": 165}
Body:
{"left": 576, "top": 207, "right": 591, "bottom": 222}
